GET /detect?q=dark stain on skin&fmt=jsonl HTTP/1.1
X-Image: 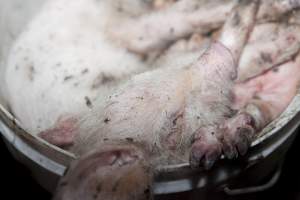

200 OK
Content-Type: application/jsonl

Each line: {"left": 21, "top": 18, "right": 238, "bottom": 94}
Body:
{"left": 144, "top": 188, "right": 150, "bottom": 195}
{"left": 262, "top": 13, "right": 269, "bottom": 21}
{"left": 49, "top": 33, "right": 55, "bottom": 40}
{"left": 273, "top": 66, "right": 279, "bottom": 72}
{"left": 56, "top": 62, "right": 62, "bottom": 67}
{"left": 81, "top": 68, "right": 89, "bottom": 74}
{"left": 102, "top": 74, "right": 115, "bottom": 84}
{"left": 172, "top": 113, "right": 183, "bottom": 126}
{"left": 109, "top": 151, "right": 122, "bottom": 166}
{"left": 193, "top": 4, "right": 200, "bottom": 10}
{"left": 136, "top": 96, "right": 144, "bottom": 100}
{"left": 163, "top": 111, "right": 185, "bottom": 150}
{"left": 96, "top": 183, "right": 102, "bottom": 191}
{"left": 112, "top": 179, "right": 121, "bottom": 192}
{"left": 93, "top": 193, "right": 98, "bottom": 199}
{"left": 104, "top": 118, "right": 111, "bottom": 124}
{"left": 126, "top": 137, "right": 134, "bottom": 142}
{"left": 169, "top": 27, "right": 174, "bottom": 34}
{"left": 91, "top": 73, "right": 116, "bottom": 89}
{"left": 117, "top": 6, "right": 123, "bottom": 12}
{"left": 28, "top": 65, "right": 36, "bottom": 81}
{"left": 232, "top": 12, "right": 241, "bottom": 26}
{"left": 12, "top": 117, "right": 17, "bottom": 127}
{"left": 64, "top": 75, "right": 74, "bottom": 82}
{"left": 116, "top": 2, "right": 123, "bottom": 12}
{"left": 39, "top": 46, "right": 44, "bottom": 51}
{"left": 59, "top": 181, "right": 68, "bottom": 187}
{"left": 85, "top": 96, "right": 93, "bottom": 108}
{"left": 143, "top": 187, "right": 151, "bottom": 200}
{"left": 260, "top": 52, "right": 273, "bottom": 63}
{"left": 253, "top": 94, "right": 261, "bottom": 100}
{"left": 223, "top": 112, "right": 234, "bottom": 118}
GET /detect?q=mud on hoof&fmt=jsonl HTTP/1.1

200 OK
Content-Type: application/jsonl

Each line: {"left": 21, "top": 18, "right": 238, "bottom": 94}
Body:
{"left": 190, "top": 112, "right": 256, "bottom": 169}
{"left": 219, "top": 112, "right": 255, "bottom": 159}
{"left": 190, "top": 126, "right": 222, "bottom": 170}
{"left": 53, "top": 143, "right": 153, "bottom": 200}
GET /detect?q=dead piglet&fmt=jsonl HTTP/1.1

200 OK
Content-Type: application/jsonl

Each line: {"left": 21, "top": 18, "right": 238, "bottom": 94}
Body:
{"left": 46, "top": 41, "right": 240, "bottom": 200}
{"left": 190, "top": 0, "right": 259, "bottom": 168}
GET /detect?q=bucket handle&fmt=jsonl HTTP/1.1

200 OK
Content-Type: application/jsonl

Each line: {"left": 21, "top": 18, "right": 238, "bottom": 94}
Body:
{"left": 223, "top": 165, "right": 281, "bottom": 195}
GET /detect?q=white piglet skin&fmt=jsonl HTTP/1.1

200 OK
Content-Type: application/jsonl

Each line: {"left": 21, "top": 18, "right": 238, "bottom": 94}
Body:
{"left": 4, "top": 0, "right": 149, "bottom": 134}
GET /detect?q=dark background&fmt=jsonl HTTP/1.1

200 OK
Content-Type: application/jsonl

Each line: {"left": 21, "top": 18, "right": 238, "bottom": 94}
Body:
{"left": 1, "top": 132, "right": 300, "bottom": 200}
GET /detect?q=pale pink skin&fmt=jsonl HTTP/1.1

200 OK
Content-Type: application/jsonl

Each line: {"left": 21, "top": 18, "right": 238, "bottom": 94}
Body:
{"left": 21, "top": 1, "right": 300, "bottom": 200}
{"left": 234, "top": 56, "right": 300, "bottom": 125}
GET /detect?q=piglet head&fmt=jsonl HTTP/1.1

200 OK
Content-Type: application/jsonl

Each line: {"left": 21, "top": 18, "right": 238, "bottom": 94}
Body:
{"left": 53, "top": 142, "right": 153, "bottom": 200}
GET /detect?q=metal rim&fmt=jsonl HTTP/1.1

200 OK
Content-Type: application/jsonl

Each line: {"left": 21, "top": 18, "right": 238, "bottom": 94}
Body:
{"left": 1, "top": 91, "right": 300, "bottom": 175}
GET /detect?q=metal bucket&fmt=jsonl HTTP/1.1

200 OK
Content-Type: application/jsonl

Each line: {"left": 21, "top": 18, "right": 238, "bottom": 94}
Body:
{"left": 1, "top": 0, "right": 300, "bottom": 198}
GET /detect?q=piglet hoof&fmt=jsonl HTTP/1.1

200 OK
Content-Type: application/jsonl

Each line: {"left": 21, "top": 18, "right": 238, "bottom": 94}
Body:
{"left": 219, "top": 113, "right": 255, "bottom": 159}
{"left": 53, "top": 143, "right": 153, "bottom": 200}
{"left": 190, "top": 126, "right": 222, "bottom": 170}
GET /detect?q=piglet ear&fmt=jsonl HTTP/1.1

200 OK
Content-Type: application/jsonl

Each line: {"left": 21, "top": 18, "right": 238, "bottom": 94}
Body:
{"left": 53, "top": 143, "right": 153, "bottom": 200}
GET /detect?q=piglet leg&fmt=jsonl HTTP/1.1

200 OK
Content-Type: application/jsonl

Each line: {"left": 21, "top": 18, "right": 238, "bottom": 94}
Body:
{"left": 53, "top": 142, "right": 152, "bottom": 200}
{"left": 190, "top": 0, "right": 259, "bottom": 169}
{"left": 110, "top": 0, "right": 236, "bottom": 54}
{"left": 218, "top": 0, "right": 259, "bottom": 63}
{"left": 190, "top": 56, "right": 300, "bottom": 166}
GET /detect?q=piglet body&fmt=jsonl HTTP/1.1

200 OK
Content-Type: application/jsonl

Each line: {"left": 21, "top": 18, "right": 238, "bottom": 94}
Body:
{"left": 53, "top": 42, "right": 241, "bottom": 200}
{"left": 72, "top": 43, "right": 236, "bottom": 162}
